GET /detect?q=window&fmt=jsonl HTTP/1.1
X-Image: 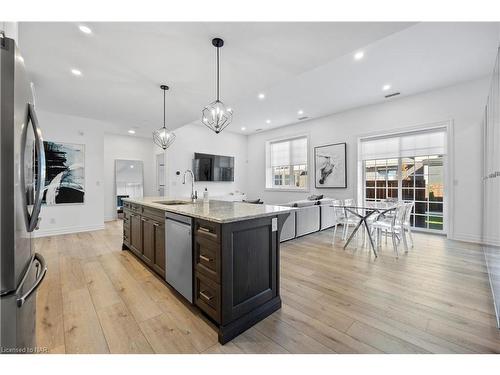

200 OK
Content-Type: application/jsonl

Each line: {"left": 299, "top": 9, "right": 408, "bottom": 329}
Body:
{"left": 363, "top": 155, "right": 444, "bottom": 231}
{"left": 266, "top": 136, "right": 308, "bottom": 190}
{"left": 360, "top": 127, "right": 446, "bottom": 232}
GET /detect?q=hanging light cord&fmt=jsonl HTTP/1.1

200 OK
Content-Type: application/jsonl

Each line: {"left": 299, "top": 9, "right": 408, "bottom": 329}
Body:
{"left": 163, "top": 87, "right": 166, "bottom": 129}
{"left": 216, "top": 46, "right": 220, "bottom": 102}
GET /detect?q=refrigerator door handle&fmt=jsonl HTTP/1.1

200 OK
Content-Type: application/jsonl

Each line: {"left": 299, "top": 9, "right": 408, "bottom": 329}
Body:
{"left": 16, "top": 253, "right": 47, "bottom": 308}
{"left": 27, "top": 103, "right": 46, "bottom": 232}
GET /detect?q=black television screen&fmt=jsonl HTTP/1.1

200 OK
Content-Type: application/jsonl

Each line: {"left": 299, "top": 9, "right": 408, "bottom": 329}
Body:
{"left": 193, "top": 153, "right": 234, "bottom": 182}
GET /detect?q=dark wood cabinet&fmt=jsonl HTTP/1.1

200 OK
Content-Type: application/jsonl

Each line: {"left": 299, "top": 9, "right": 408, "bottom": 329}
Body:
{"left": 123, "top": 210, "right": 131, "bottom": 246}
{"left": 123, "top": 206, "right": 165, "bottom": 278}
{"left": 152, "top": 220, "right": 165, "bottom": 277}
{"left": 193, "top": 213, "right": 288, "bottom": 344}
{"left": 141, "top": 218, "right": 155, "bottom": 265}
{"left": 130, "top": 212, "right": 142, "bottom": 256}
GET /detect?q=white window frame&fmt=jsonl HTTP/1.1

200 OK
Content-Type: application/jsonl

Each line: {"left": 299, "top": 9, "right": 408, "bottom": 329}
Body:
{"left": 265, "top": 133, "right": 310, "bottom": 192}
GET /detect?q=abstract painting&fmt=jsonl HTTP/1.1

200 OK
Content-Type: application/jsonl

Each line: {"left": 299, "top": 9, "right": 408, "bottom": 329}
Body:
{"left": 42, "top": 142, "right": 85, "bottom": 204}
{"left": 314, "top": 142, "right": 347, "bottom": 188}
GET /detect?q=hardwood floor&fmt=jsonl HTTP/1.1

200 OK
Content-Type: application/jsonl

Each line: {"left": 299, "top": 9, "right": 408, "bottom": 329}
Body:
{"left": 34, "top": 221, "right": 500, "bottom": 353}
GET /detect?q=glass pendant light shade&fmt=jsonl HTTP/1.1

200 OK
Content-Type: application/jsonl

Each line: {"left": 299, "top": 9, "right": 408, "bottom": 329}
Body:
{"left": 153, "top": 85, "right": 176, "bottom": 150}
{"left": 201, "top": 38, "right": 233, "bottom": 134}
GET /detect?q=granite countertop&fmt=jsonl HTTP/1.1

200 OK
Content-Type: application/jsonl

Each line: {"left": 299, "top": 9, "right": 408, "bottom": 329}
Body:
{"left": 122, "top": 196, "right": 293, "bottom": 223}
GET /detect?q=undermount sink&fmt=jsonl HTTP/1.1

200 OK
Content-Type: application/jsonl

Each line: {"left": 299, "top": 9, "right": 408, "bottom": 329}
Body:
{"left": 154, "top": 200, "right": 191, "bottom": 206}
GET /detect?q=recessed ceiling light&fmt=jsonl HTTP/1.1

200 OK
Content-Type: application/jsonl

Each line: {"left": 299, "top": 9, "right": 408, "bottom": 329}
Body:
{"left": 130, "top": 165, "right": 134, "bottom": 169}
{"left": 128, "top": 130, "right": 136, "bottom": 134}
{"left": 71, "top": 69, "right": 82, "bottom": 76}
{"left": 258, "top": 93, "right": 265, "bottom": 100}
{"left": 382, "top": 84, "right": 391, "bottom": 91}
{"left": 297, "top": 110, "right": 304, "bottom": 115}
{"left": 241, "top": 127, "right": 246, "bottom": 131}
{"left": 354, "top": 51, "right": 364, "bottom": 60}
{"left": 265, "top": 119, "right": 271, "bottom": 124}
{"left": 79, "top": 25, "right": 92, "bottom": 34}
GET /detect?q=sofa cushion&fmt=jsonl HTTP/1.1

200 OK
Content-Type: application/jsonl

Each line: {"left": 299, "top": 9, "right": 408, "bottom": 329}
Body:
{"left": 307, "top": 194, "right": 324, "bottom": 201}
{"left": 291, "top": 199, "right": 318, "bottom": 208}
{"left": 318, "top": 198, "right": 335, "bottom": 205}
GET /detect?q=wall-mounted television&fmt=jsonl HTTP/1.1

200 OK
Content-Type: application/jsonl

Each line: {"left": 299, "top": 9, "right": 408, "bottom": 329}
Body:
{"left": 193, "top": 153, "right": 234, "bottom": 182}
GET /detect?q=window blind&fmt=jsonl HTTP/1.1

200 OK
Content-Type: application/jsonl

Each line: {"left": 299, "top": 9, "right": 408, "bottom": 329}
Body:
{"left": 360, "top": 128, "right": 446, "bottom": 160}
{"left": 270, "top": 136, "right": 307, "bottom": 166}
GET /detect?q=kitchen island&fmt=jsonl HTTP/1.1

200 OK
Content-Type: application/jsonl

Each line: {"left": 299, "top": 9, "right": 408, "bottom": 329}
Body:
{"left": 121, "top": 197, "right": 292, "bottom": 344}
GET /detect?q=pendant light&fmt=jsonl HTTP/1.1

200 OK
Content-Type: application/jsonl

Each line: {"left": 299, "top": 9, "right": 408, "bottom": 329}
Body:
{"left": 153, "top": 85, "right": 176, "bottom": 150}
{"left": 201, "top": 38, "right": 233, "bottom": 134}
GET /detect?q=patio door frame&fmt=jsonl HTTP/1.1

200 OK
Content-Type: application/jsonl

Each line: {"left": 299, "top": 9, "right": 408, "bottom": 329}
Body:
{"left": 356, "top": 120, "right": 454, "bottom": 237}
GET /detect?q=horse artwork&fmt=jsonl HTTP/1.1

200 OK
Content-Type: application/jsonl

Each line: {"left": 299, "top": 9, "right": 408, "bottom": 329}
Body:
{"left": 314, "top": 142, "right": 347, "bottom": 188}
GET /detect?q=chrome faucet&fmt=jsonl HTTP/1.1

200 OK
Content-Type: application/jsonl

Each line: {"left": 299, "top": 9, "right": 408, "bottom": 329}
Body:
{"left": 182, "top": 170, "right": 197, "bottom": 202}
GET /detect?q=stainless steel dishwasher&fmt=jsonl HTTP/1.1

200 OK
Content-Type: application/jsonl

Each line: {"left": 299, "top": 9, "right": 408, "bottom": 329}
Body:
{"left": 165, "top": 212, "right": 193, "bottom": 303}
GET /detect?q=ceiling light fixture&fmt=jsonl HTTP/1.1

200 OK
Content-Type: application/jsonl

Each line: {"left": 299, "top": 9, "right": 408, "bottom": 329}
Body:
{"left": 71, "top": 69, "right": 82, "bottom": 76}
{"left": 258, "top": 93, "right": 265, "bottom": 100}
{"left": 201, "top": 38, "right": 233, "bottom": 134}
{"left": 78, "top": 25, "right": 92, "bottom": 34}
{"left": 128, "top": 130, "right": 136, "bottom": 134}
{"left": 265, "top": 119, "right": 271, "bottom": 124}
{"left": 354, "top": 51, "right": 364, "bottom": 60}
{"left": 241, "top": 127, "right": 246, "bottom": 131}
{"left": 382, "top": 84, "right": 391, "bottom": 91}
{"left": 297, "top": 110, "right": 304, "bottom": 115}
{"left": 153, "top": 85, "right": 176, "bottom": 150}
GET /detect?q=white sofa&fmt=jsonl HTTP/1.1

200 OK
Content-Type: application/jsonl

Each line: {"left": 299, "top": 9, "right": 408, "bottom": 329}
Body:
{"left": 279, "top": 197, "right": 337, "bottom": 242}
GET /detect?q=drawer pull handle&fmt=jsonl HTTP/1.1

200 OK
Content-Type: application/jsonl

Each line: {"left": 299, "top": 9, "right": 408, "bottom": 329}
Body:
{"left": 198, "top": 227, "right": 211, "bottom": 233}
{"left": 199, "top": 254, "right": 212, "bottom": 262}
{"left": 200, "top": 291, "right": 213, "bottom": 301}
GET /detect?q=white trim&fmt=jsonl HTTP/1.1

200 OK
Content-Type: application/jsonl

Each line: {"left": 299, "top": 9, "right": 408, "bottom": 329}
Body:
{"left": 356, "top": 119, "right": 453, "bottom": 237}
{"left": 32, "top": 224, "right": 105, "bottom": 238}
{"left": 448, "top": 232, "right": 484, "bottom": 244}
{"left": 265, "top": 132, "right": 311, "bottom": 191}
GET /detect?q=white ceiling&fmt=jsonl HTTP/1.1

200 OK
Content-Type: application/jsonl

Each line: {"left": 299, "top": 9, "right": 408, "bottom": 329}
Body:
{"left": 18, "top": 22, "right": 499, "bottom": 136}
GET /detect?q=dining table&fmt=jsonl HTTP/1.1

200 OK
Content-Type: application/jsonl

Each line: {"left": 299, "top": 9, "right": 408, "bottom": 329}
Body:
{"left": 331, "top": 202, "right": 398, "bottom": 257}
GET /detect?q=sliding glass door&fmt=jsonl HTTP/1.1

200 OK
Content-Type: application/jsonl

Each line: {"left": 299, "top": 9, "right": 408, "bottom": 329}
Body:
{"left": 363, "top": 154, "right": 445, "bottom": 232}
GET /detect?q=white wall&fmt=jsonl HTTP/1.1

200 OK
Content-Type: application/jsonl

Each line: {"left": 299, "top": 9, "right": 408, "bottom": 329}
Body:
{"left": 165, "top": 123, "right": 248, "bottom": 199}
{"left": 2, "top": 22, "right": 18, "bottom": 44}
{"left": 35, "top": 111, "right": 105, "bottom": 237}
{"left": 103, "top": 133, "right": 156, "bottom": 221}
{"left": 246, "top": 78, "right": 490, "bottom": 243}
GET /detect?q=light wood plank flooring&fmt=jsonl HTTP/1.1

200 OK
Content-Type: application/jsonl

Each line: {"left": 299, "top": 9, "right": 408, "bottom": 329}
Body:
{"left": 34, "top": 221, "right": 500, "bottom": 353}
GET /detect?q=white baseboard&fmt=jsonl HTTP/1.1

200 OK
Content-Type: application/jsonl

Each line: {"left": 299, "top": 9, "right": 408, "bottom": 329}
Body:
{"left": 448, "top": 232, "right": 500, "bottom": 246}
{"left": 33, "top": 224, "right": 105, "bottom": 238}
{"left": 448, "top": 233, "right": 483, "bottom": 244}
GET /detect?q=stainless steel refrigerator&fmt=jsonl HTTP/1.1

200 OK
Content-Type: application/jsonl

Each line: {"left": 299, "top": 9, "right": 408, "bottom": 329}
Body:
{"left": 0, "top": 33, "right": 47, "bottom": 353}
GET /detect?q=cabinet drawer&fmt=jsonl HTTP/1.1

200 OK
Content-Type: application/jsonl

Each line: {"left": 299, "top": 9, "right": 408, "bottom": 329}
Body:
{"left": 194, "top": 236, "right": 220, "bottom": 283}
{"left": 194, "top": 219, "right": 221, "bottom": 243}
{"left": 195, "top": 272, "right": 221, "bottom": 323}
{"left": 143, "top": 207, "right": 165, "bottom": 222}
{"left": 125, "top": 202, "right": 141, "bottom": 213}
